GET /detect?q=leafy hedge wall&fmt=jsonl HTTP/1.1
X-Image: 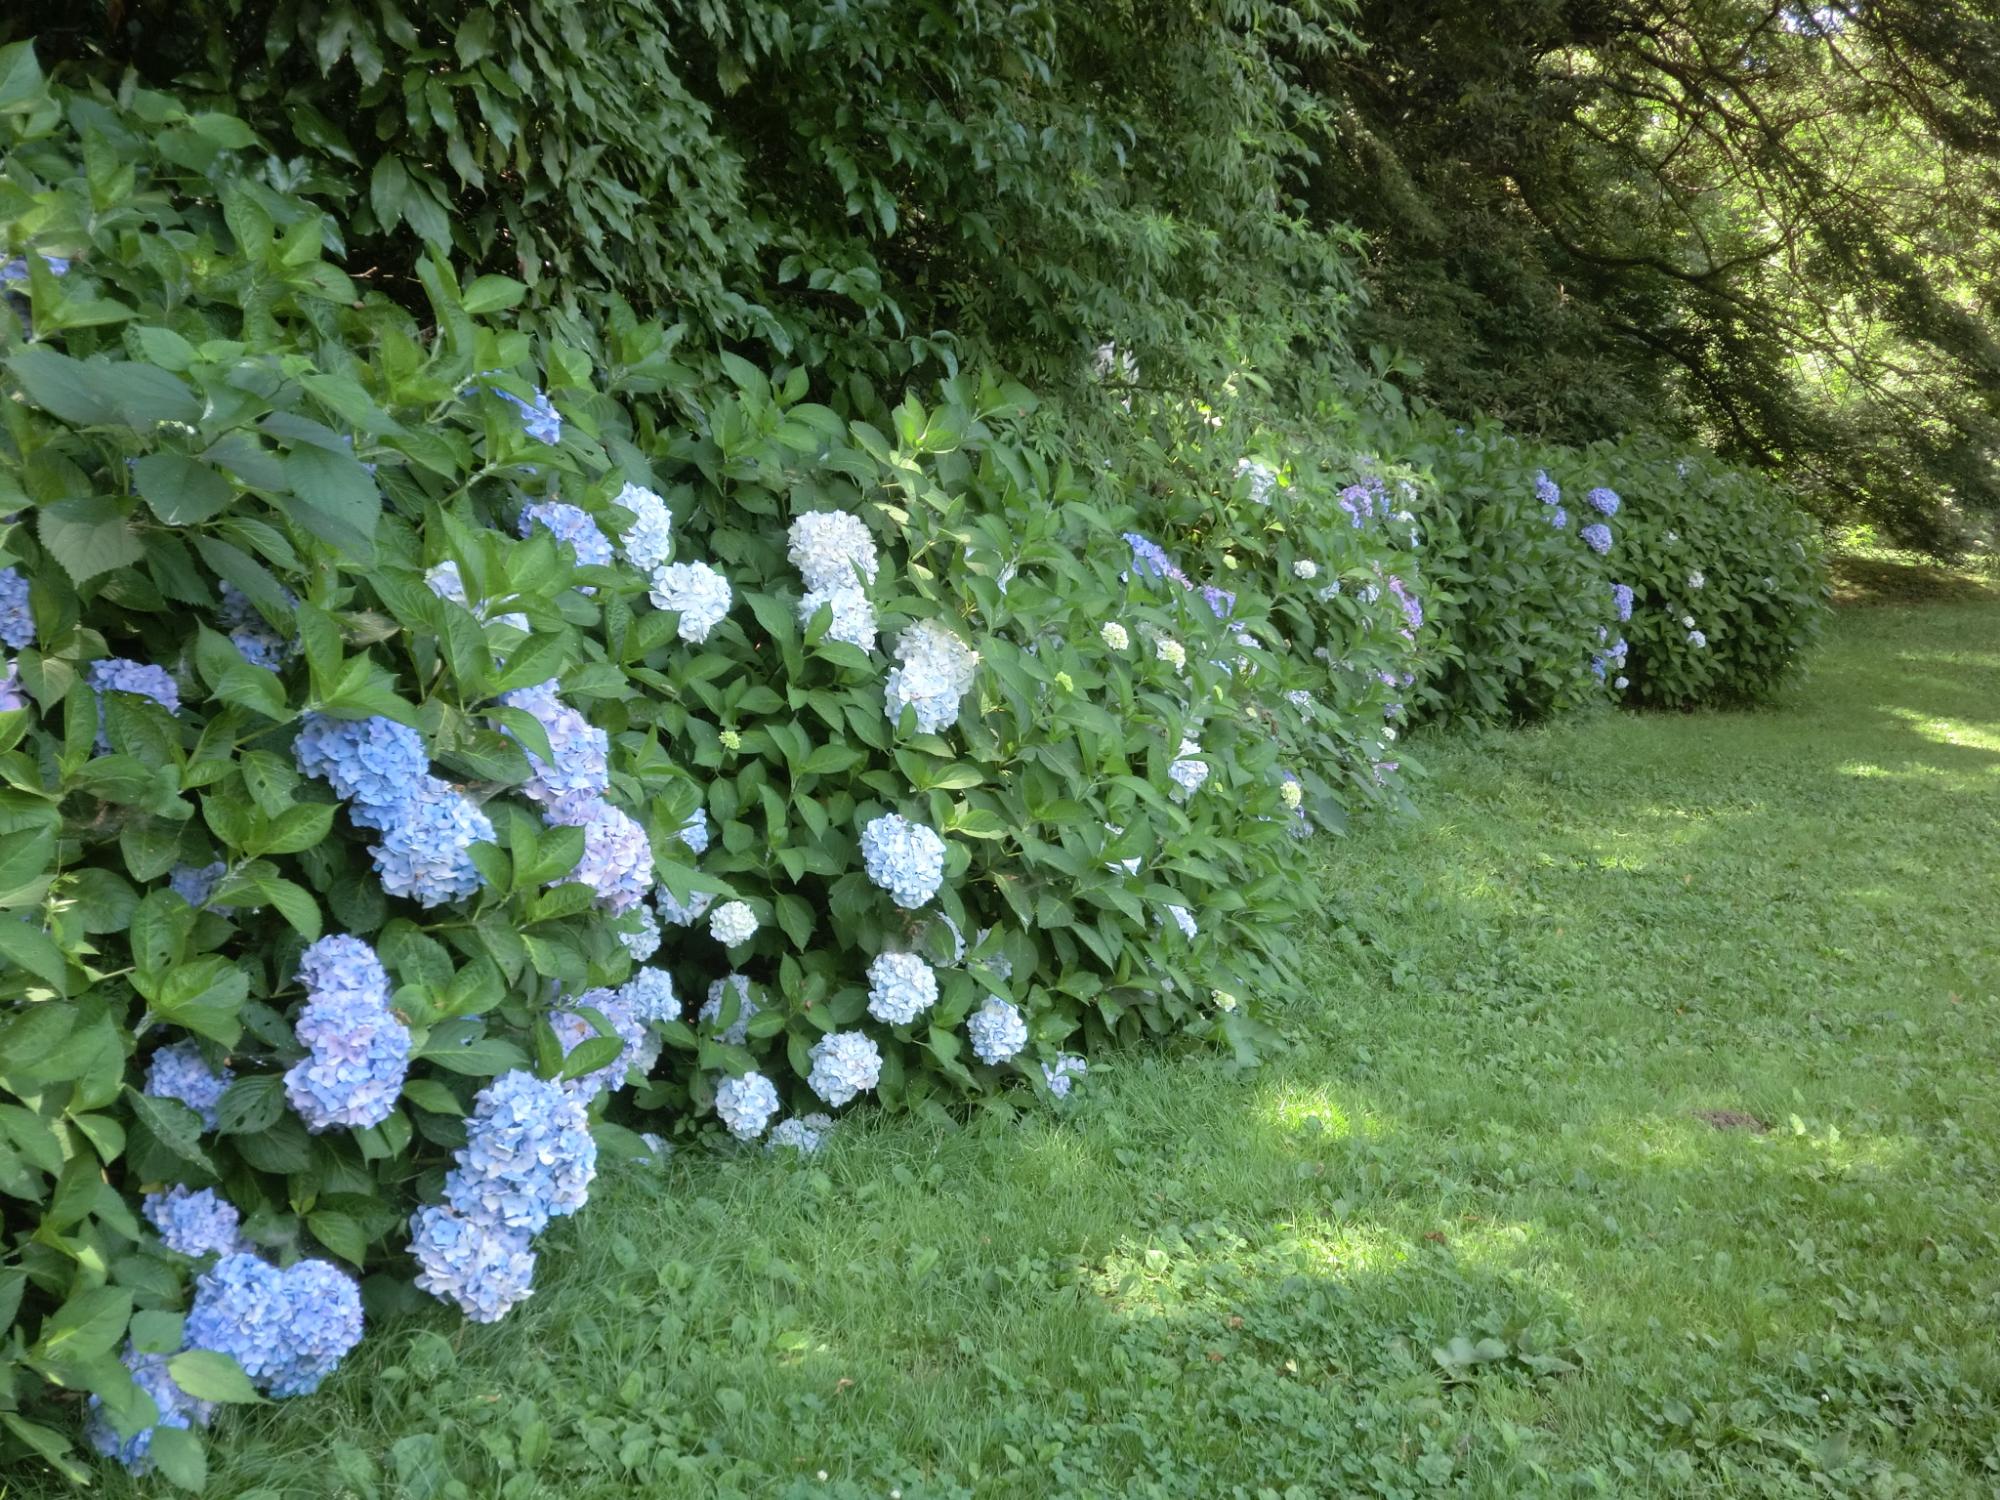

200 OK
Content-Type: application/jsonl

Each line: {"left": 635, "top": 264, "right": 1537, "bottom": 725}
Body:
{"left": 0, "top": 51, "right": 1427, "bottom": 1484}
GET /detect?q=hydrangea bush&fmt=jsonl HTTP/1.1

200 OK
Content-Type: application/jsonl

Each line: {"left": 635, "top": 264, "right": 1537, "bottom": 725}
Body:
{"left": 0, "top": 55, "right": 1410, "bottom": 1483}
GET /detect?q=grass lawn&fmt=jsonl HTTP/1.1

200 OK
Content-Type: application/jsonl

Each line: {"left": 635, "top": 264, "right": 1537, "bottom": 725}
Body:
{"left": 16, "top": 601, "right": 2000, "bottom": 1500}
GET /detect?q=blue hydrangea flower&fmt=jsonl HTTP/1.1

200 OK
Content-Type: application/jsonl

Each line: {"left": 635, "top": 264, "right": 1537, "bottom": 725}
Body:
{"left": 85, "top": 1345, "right": 214, "bottom": 1473}
{"left": 169, "top": 861, "right": 231, "bottom": 912}
{"left": 286, "top": 983, "right": 411, "bottom": 1133}
{"left": 1042, "top": 1054, "right": 1088, "bottom": 1099}
{"left": 370, "top": 779, "right": 494, "bottom": 907}
{"left": 144, "top": 1042, "right": 232, "bottom": 1131}
{"left": 445, "top": 1070, "right": 596, "bottom": 1235}
{"left": 519, "top": 501, "right": 611, "bottom": 567}
{"left": 90, "top": 659, "right": 180, "bottom": 746}
{"left": 1388, "top": 576, "right": 1424, "bottom": 632}
{"left": 1200, "top": 584, "right": 1236, "bottom": 620}
{"left": 657, "top": 884, "right": 714, "bottom": 928}
{"left": 679, "top": 808, "right": 711, "bottom": 855}
{"left": 613, "top": 483, "right": 675, "bottom": 573}
{"left": 1586, "top": 486, "right": 1621, "bottom": 516}
{"left": 860, "top": 812, "right": 946, "bottom": 908}
{"left": 699, "top": 974, "right": 758, "bottom": 1043}
{"left": 1121, "top": 532, "right": 1190, "bottom": 587}
{"left": 229, "top": 625, "right": 287, "bottom": 670}
{"left": 409, "top": 1203, "right": 536, "bottom": 1324}
{"left": 1534, "top": 471, "right": 1561, "bottom": 506}
{"left": 499, "top": 679, "right": 610, "bottom": 817}
{"left": 806, "top": 1031, "right": 882, "bottom": 1108}
{"left": 548, "top": 989, "right": 658, "bottom": 1102}
{"left": 968, "top": 996, "right": 1028, "bottom": 1065}
{"left": 142, "top": 1185, "right": 244, "bottom": 1257}
{"left": 1167, "top": 739, "right": 1208, "bottom": 803}
{"left": 425, "top": 559, "right": 530, "bottom": 633}
{"left": 183, "top": 1253, "right": 363, "bottom": 1398}
{"left": 1338, "top": 480, "right": 1383, "bottom": 525}
{"left": 0, "top": 659, "right": 25, "bottom": 713}
{"left": 0, "top": 568, "right": 33, "bottom": 650}
{"left": 715, "top": 1071, "right": 781, "bottom": 1140}
{"left": 620, "top": 967, "right": 678, "bottom": 1025}
{"left": 296, "top": 934, "right": 390, "bottom": 1009}
{"left": 545, "top": 796, "right": 653, "bottom": 914}
{"left": 866, "top": 951, "right": 939, "bottom": 1025}
{"left": 767, "top": 1113, "right": 834, "bottom": 1154}
{"left": 1581, "top": 523, "right": 1613, "bottom": 555}
{"left": 493, "top": 387, "right": 563, "bottom": 445}
{"left": 1550, "top": 507, "right": 1568, "bottom": 529}
{"left": 294, "top": 714, "right": 429, "bottom": 809}
{"left": 616, "top": 903, "right": 662, "bottom": 962}
{"left": 1612, "top": 582, "right": 1635, "bottom": 622}
{"left": 0, "top": 254, "right": 70, "bottom": 283}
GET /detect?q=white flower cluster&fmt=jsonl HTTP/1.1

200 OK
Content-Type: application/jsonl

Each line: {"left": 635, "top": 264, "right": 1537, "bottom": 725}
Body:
{"left": 700, "top": 974, "right": 759, "bottom": 1044}
{"left": 1155, "top": 637, "right": 1186, "bottom": 673}
{"left": 1168, "top": 739, "right": 1209, "bottom": 802}
{"left": 1164, "top": 904, "right": 1198, "bottom": 940}
{"left": 884, "top": 618, "right": 978, "bottom": 733}
{"left": 1688, "top": 570, "right": 1706, "bottom": 590}
{"left": 866, "top": 951, "right": 939, "bottom": 1025}
{"left": 649, "top": 560, "right": 732, "bottom": 642}
{"left": 967, "top": 996, "right": 1027, "bottom": 1065}
{"left": 1236, "top": 457, "right": 1279, "bottom": 506}
{"left": 798, "top": 586, "right": 879, "bottom": 651}
{"left": 614, "top": 483, "right": 674, "bottom": 573}
{"left": 788, "top": 510, "right": 879, "bottom": 591}
{"left": 709, "top": 900, "right": 758, "bottom": 947}
{"left": 1100, "top": 621, "right": 1129, "bottom": 651}
{"left": 767, "top": 1113, "right": 835, "bottom": 1154}
{"left": 715, "top": 1072, "right": 781, "bottom": 1140}
{"left": 860, "top": 812, "right": 946, "bottom": 908}
{"left": 1293, "top": 559, "right": 1318, "bottom": 580}
{"left": 807, "top": 1031, "right": 883, "bottom": 1107}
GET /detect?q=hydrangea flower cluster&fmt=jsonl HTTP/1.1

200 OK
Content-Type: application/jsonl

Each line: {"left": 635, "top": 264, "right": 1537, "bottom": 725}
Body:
{"left": 621, "top": 966, "right": 679, "bottom": 1025}
{"left": 1168, "top": 739, "right": 1209, "bottom": 802}
{"left": 860, "top": 812, "right": 946, "bottom": 908}
{"left": 1534, "top": 471, "right": 1561, "bottom": 506}
{"left": 493, "top": 387, "right": 563, "bottom": 446}
{"left": 1201, "top": 584, "right": 1236, "bottom": 621}
{"left": 659, "top": 883, "right": 716, "bottom": 928}
{"left": 885, "top": 617, "right": 978, "bottom": 733}
{"left": 408, "top": 1204, "right": 536, "bottom": 1324}
{"left": 709, "top": 899, "right": 758, "bottom": 947}
{"left": 1164, "top": 904, "right": 1198, "bottom": 941}
{"left": 443, "top": 1071, "right": 597, "bottom": 1235}
{"left": 617, "top": 903, "right": 662, "bottom": 961}
{"left": 715, "top": 1071, "right": 781, "bottom": 1140}
{"left": 1042, "top": 1054, "right": 1088, "bottom": 1099}
{"left": 1123, "top": 531, "right": 1191, "bottom": 586}
{"left": 0, "top": 660, "right": 26, "bottom": 713}
{"left": 519, "top": 501, "right": 611, "bottom": 568}
{"left": 548, "top": 989, "right": 658, "bottom": 1101}
{"left": 807, "top": 1030, "right": 882, "bottom": 1108}
{"left": 183, "top": 1253, "right": 364, "bottom": 1398}
{"left": 0, "top": 567, "right": 34, "bottom": 649}
{"left": 1586, "top": 486, "right": 1620, "bottom": 516}
{"left": 797, "top": 586, "right": 879, "bottom": 651}
{"left": 1387, "top": 576, "right": 1424, "bottom": 634}
{"left": 86, "top": 1346, "right": 215, "bottom": 1473}
{"left": 1550, "top": 507, "right": 1569, "bottom": 529}
{"left": 284, "top": 935, "right": 410, "bottom": 1133}
{"left": 1688, "top": 569, "right": 1706, "bottom": 590}
{"left": 679, "top": 809, "right": 711, "bottom": 854}
{"left": 1293, "top": 559, "right": 1318, "bottom": 580}
{"left": 142, "top": 1185, "right": 244, "bottom": 1258}
{"left": 967, "top": 996, "right": 1028, "bottom": 1065}
{"left": 295, "top": 714, "right": 493, "bottom": 907}
{"left": 1612, "top": 582, "right": 1635, "bottom": 622}
{"left": 866, "top": 951, "right": 939, "bottom": 1024}
{"left": 545, "top": 796, "right": 654, "bottom": 914}
{"left": 1688, "top": 629, "right": 1708, "bottom": 648}
{"left": 426, "top": 559, "right": 529, "bottom": 633}
{"left": 169, "top": 860, "right": 230, "bottom": 911}
{"left": 1581, "top": 523, "right": 1614, "bottom": 555}
{"left": 1236, "top": 457, "right": 1278, "bottom": 506}
{"left": 144, "top": 1042, "right": 232, "bottom": 1130}
{"left": 700, "top": 974, "right": 759, "bottom": 1043}
{"left": 614, "top": 483, "right": 674, "bottom": 573}
{"left": 1101, "top": 621, "right": 1129, "bottom": 651}
{"left": 789, "top": 510, "right": 880, "bottom": 591}
{"left": 1338, "top": 480, "right": 1384, "bottom": 526}
{"left": 499, "top": 679, "right": 610, "bottom": 817}
{"left": 1155, "top": 637, "right": 1187, "bottom": 673}
{"left": 649, "top": 560, "right": 733, "bottom": 642}
{"left": 768, "top": 1113, "right": 835, "bottom": 1153}
{"left": 89, "top": 658, "right": 180, "bottom": 747}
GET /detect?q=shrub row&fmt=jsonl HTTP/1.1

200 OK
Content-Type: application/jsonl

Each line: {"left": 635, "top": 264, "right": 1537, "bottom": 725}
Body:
{"left": 0, "top": 54, "right": 1424, "bottom": 1485}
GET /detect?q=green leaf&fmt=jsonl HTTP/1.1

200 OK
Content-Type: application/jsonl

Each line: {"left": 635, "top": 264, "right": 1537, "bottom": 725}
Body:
{"left": 38, "top": 496, "right": 147, "bottom": 584}
{"left": 151, "top": 957, "right": 248, "bottom": 1043}
{"left": 133, "top": 453, "right": 236, "bottom": 526}
{"left": 125, "top": 1086, "right": 216, "bottom": 1173}
{"left": 33, "top": 1285, "right": 131, "bottom": 1362}
{"left": 148, "top": 1425, "right": 208, "bottom": 1491}
{"left": 4, "top": 348, "right": 114, "bottom": 424}
{"left": 280, "top": 444, "right": 381, "bottom": 562}
{"left": 463, "top": 274, "right": 527, "bottom": 314}
{"left": 417, "top": 1035, "right": 528, "bottom": 1076}
{"left": 0, "top": 915, "right": 67, "bottom": 990}
{"left": 307, "top": 1210, "right": 370, "bottom": 1267}
{"left": 167, "top": 1349, "right": 268, "bottom": 1404}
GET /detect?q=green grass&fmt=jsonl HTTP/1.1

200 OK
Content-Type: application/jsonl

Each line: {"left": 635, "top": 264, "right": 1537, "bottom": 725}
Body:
{"left": 17, "top": 603, "right": 2000, "bottom": 1500}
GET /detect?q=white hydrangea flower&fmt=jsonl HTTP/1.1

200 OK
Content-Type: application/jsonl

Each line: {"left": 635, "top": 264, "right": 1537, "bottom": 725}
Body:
{"left": 714, "top": 1072, "right": 780, "bottom": 1140}
{"left": 1164, "top": 904, "right": 1197, "bottom": 940}
{"left": 1292, "top": 559, "right": 1317, "bottom": 580}
{"left": 1100, "top": 621, "right": 1129, "bottom": 651}
{"left": 699, "top": 974, "right": 758, "bottom": 1044}
{"left": 787, "top": 511, "right": 879, "bottom": 593}
{"left": 884, "top": 618, "right": 978, "bottom": 734}
{"left": 709, "top": 900, "right": 757, "bottom": 947}
{"left": 1168, "top": 739, "right": 1208, "bottom": 802}
{"left": 798, "top": 585, "right": 878, "bottom": 652}
{"left": 1681, "top": 613, "right": 1696, "bottom": 628}
{"left": 967, "top": 996, "right": 1027, "bottom": 1065}
{"left": 1614, "top": 675, "right": 1630, "bottom": 689}
{"left": 1688, "top": 629, "right": 1707, "bottom": 648}
{"left": 1236, "top": 457, "right": 1279, "bottom": 506}
{"left": 649, "top": 561, "right": 732, "bottom": 642}
{"left": 807, "top": 1031, "right": 882, "bottom": 1107}
{"left": 1155, "top": 638, "right": 1186, "bottom": 673}
{"left": 866, "top": 952, "right": 939, "bottom": 1025}
{"left": 1280, "top": 780, "right": 1303, "bottom": 810}
{"left": 859, "top": 813, "right": 946, "bottom": 908}
{"left": 1286, "top": 689, "right": 1313, "bottom": 711}
{"left": 1103, "top": 822, "right": 1141, "bottom": 877}
{"left": 1688, "top": 570, "right": 1706, "bottom": 590}
{"left": 767, "top": 1113, "right": 834, "bottom": 1154}
{"left": 1665, "top": 530, "right": 1680, "bottom": 544}
{"left": 1210, "top": 988, "right": 1239, "bottom": 1012}
{"left": 614, "top": 483, "right": 674, "bottom": 573}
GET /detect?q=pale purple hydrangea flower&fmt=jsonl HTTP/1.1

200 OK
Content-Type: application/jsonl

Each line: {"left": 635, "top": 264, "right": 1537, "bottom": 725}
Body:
{"left": 1581, "top": 523, "right": 1613, "bottom": 555}
{"left": 499, "top": 679, "right": 610, "bottom": 818}
{"left": 545, "top": 797, "right": 653, "bottom": 914}
{"left": 1587, "top": 487, "right": 1621, "bottom": 516}
{"left": 142, "top": 1185, "right": 244, "bottom": 1258}
{"left": 519, "top": 501, "right": 611, "bottom": 567}
{"left": 408, "top": 1204, "right": 536, "bottom": 1324}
